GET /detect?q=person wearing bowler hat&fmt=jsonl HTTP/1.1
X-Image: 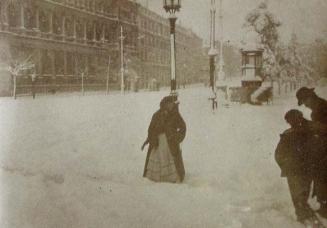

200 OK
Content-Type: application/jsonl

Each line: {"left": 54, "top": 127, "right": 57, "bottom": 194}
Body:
{"left": 141, "top": 96, "right": 186, "bottom": 183}
{"left": 296, "top": 87, "right": 327, "bottom": 124}
{"left": 296, "top": 87, "right": 327, "bottom": 219}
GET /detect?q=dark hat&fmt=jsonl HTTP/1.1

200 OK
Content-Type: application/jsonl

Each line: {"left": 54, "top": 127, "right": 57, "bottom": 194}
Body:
{"left": 160, "top": 96, "right": 178, "bottom": 108}
{"left": 296, "top": 87, "right": 315, "bottom": 105}
{"left": 284, "top": 109, "right": 303, "bottom": 123}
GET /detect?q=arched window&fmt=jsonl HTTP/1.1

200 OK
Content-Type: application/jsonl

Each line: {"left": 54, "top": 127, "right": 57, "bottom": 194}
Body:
{"left": 53, "top": 13, "right": 62, "bottom": 34}
{"left": 55, "top": 51, "right": 64, "bottom": 75}
{"left": 8, "top": 2, "right": 19, "bottom": 27}
{"left": 65, "top": 15, "right": 74, "bottom": 37}
{"left": 42, "top": 50, "right": 52, "bottom": 75}
{"left": 0, "top": 2, "right": 5, "bottom": 26}
{"left": 25, "top": 7, "right": 35, "bottom": 30}
{"left": 39, "top": 9, "right": 48, "bottom": 32}
{"left": 75, "top": 18, "right": 84, "bottom": 39}
{"left": 95, "top": 22, "right": 102, "bottom": 41}
{"left": 66, "top": 53, "right": 74, "bottom": 75}
{"left": 88, "top": 56, "right": 96, "bottom": 75}
{"left": 86, "top": 21, "right": 93, "bottom": 40}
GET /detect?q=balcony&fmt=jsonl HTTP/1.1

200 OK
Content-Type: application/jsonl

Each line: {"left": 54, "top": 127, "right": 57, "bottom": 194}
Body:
{"left": 0, "top": 27, "right": 119, "bottom": 53}
{"left": 41, "top": 0, "right": 118, "bottom": 22}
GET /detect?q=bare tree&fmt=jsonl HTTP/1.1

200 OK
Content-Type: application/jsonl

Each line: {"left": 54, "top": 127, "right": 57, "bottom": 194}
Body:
{"left": 74, "top": 57, "right": 88, "bottom": 96}
{"left": 0, "top": 42, "right": 35, "bottom": 99}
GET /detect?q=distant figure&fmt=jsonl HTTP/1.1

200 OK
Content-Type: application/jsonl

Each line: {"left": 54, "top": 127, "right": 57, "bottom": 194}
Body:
{"left": 209, "top": 91, "right": 218, "bottom": 110}
{"left": 31, "top": 73, "right": 36, "bottom": 99}
{"left": 275, "top": 110, "right": 316, "bottom": 225}
{"left": 296, "top": 87, "right": 327, "bottom": 219}
{"left": 142, "top": 96, "right": 186, "bottom": 183}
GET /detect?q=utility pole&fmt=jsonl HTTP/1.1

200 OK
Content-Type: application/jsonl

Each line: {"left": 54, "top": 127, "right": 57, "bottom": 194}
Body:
{"left": 119, "top": 26, "right": 125, "bottom": 94}
{"left": 106, "top": 56, "right": 110, "bottom": 95}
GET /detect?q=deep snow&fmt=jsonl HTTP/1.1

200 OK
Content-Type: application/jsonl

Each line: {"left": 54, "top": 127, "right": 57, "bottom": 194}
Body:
{"left": 0, "top": 85, "right": 326, "bottom": 228}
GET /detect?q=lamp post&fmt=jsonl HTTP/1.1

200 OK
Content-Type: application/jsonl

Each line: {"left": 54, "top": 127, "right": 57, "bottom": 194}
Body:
{"left": 217, "top": 0, "right": 225, "bottom": 82}
{"left": 163, "top": 0, "right": 181, "bottom": 98}
{"left": 208, "top": 0, "right": 218, "bottom": 92}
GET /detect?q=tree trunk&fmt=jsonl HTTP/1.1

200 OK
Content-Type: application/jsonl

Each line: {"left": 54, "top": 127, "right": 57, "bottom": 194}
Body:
{"left": 278, "top": 80, "right": 281, "bottom": 95}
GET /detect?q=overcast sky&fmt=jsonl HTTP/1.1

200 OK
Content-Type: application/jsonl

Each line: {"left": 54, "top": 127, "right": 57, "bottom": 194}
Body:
{"left": 136, "top": 0, "right": 327, "bottom": 45}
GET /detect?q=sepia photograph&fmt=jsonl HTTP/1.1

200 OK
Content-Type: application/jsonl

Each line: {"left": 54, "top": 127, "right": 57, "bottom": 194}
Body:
{"left": 0, "top": 0, "right": 327, "bottom": 227}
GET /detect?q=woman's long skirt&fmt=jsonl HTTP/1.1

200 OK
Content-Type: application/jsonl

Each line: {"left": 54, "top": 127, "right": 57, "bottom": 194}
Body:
{"left": 145, "top": 134, "right": 180, "bottom": 183}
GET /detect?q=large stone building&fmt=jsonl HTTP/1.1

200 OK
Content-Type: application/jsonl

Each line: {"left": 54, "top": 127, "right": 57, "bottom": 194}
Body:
{"left": 136, "top": 4, "right": 204, "bottom": 89}
{"left": 0, "top": 0, "right": 204, "bottom": 95}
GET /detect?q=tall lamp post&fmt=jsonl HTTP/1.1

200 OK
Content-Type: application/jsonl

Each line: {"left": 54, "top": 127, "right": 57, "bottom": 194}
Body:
{"left": 208, "top": 0, "right": 218, "bottom": 92}
{"left": 163, "top": 0, "right": 181, "bottom": 98}
{"left": 217, "top": 0, "right": 225, "bottom": 82}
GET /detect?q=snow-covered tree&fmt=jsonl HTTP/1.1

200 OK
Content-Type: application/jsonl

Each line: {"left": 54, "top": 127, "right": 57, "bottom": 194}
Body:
{"left": 243, "top": 2, "right": 282, "bottom": 87}
{"left": 276, "top": 34, "right": 327, "bottom": 90}
{"left": 244, "top": 2, "right": 281, "bottom": 52}
{"left": 309, "top": 39, "right": 327, "bottom": 80}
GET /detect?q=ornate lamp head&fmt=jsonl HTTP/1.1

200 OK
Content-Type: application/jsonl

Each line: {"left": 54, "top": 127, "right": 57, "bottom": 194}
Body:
{"left": 163, "top": 0, "right": 181, "bottom": 14}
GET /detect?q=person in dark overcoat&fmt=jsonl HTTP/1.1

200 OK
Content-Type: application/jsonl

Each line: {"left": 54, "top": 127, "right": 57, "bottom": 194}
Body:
{"left": 208, "top": 90, "right": 217, "bottom": 110}
{"left": 296, "top": 87, "right": 327, "bottom": 218}
{"left": 142, "top": 96, "right": 186, "bottom": 183}
{"left": 275, "top": 109, "right": 314, "bottom": 224}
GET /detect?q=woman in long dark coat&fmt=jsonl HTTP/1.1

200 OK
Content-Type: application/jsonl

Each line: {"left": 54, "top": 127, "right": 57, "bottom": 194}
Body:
{"left": 142, "top": 96, "right": 186, "bottom": 183}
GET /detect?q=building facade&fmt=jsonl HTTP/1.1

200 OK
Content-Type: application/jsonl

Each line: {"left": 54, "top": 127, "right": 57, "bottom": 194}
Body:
{"left": 0, "top": 0, "right": 203, "bottom": 95}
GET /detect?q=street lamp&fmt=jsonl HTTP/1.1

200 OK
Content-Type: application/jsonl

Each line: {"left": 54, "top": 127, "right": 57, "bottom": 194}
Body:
{"left": 208, "top": 0, "right": 218, "bottom": 92}
{"left": 217, "top": 0, "right": 225, "bottom": 82}
{"left": 163, "top": 0, "right": 181, "bottom": 98}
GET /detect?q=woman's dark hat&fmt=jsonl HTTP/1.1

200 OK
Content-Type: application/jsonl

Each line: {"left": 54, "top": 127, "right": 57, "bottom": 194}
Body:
{"left": 296, "top": 87, "right": 315, "bottom": 105}
{"left": 160, "top": 96, "right": 179, "bottom": 108}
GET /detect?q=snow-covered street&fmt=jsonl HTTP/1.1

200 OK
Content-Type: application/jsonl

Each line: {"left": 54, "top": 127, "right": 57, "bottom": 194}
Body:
{"left": 0, "top": 86, "right": 326, "bottom": 228}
